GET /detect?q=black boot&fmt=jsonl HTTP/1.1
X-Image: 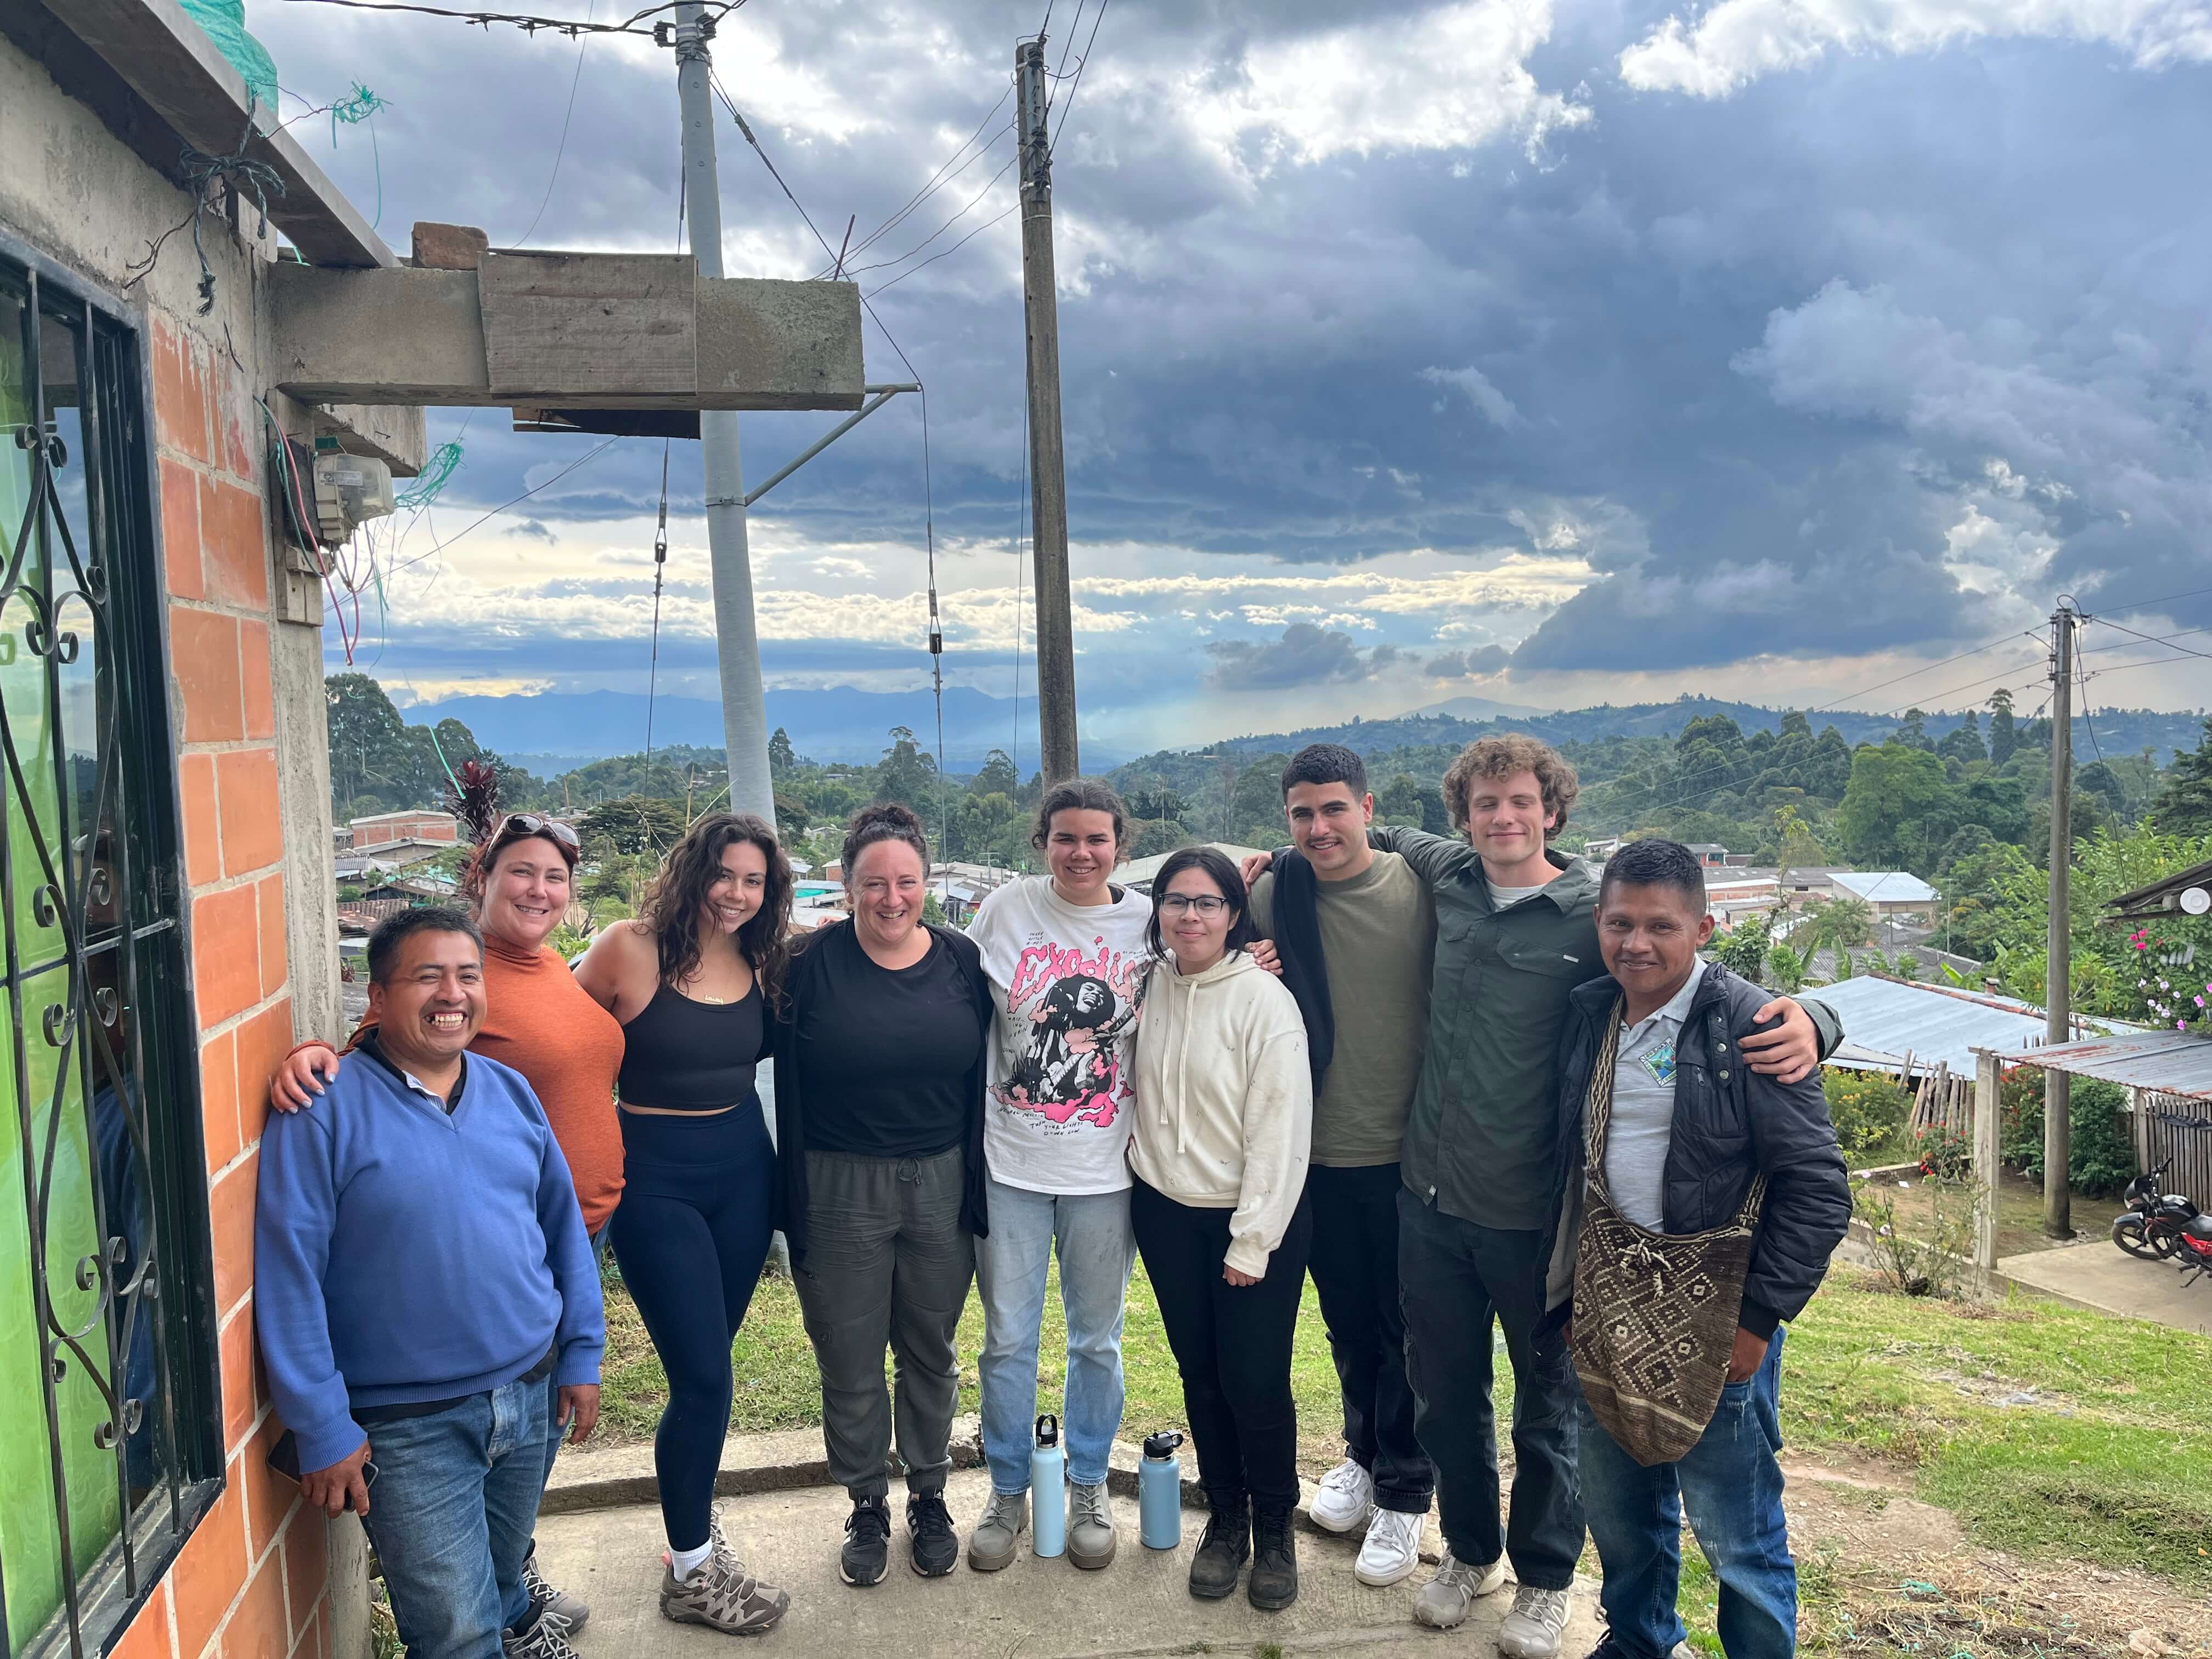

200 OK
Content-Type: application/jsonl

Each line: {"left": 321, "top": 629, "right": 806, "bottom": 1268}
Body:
{"left": 1187, "top": 1492, "right": 1250, "bottom": 1600}
{"left": 1248, "top": 1503, "right": 1297, "bottom": 1611}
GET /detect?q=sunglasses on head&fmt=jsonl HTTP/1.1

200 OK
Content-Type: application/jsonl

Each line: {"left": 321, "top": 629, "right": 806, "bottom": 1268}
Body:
{"left": 493, "top": 814, "right": 580, "bottom": 851}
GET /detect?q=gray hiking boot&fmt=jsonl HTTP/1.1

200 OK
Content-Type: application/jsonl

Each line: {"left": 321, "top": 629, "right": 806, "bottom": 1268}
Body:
{"left": 658, "top": 1519, "right": 789, "bottom": 1637}
{"left": 1068, "top": 1481, "right": 1116, "bottom": 1570}
{"left": 967, "top": 1489, "right": 1028, "bottom": 1573}
{"left": 1496, "top": 1583, "right": 1572, "bottom": 1657}
{"left": 1411, "top": 1549, "right": 1507, "bottom": 1629}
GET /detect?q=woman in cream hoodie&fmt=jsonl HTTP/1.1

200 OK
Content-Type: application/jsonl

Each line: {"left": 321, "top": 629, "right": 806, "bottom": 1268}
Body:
{"left": 1128, "top": 846, "right": 1314, "bottom": 1612}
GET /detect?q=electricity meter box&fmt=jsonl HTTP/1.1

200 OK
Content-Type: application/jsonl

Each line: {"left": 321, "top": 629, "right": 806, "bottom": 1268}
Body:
{"left": 313, "top": 451, "right": 396, "bottom": 545}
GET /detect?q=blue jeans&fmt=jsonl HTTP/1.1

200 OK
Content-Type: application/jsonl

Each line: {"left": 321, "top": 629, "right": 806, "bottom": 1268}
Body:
{"left": 973, "top": 1176, "right": 1136, "bottom": 1491}
{"left": 1578, "top": 1327, "right": 1796, "bottom": 1659}
{"left": 359, "top": 1373, "right": 562, "bottom": 1659}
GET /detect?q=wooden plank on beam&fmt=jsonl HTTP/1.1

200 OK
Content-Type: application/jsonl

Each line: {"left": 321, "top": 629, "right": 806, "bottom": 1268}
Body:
{"left": 46, "top": 0, "right": 392, "bottom": 268}
{"left": 480, "top": 252, "right": 696, "bottom": 398}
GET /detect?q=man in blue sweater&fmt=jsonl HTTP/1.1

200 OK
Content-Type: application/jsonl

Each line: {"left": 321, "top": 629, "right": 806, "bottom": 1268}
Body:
{"left": 257, "top": 908, "right": 604, "bottom": 1659}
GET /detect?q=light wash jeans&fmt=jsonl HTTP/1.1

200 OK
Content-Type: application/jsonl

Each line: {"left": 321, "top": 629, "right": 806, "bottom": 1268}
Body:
{"left": 358, "top": 1372, "right": 562, "bottom": 1659}
{"left": 1579, "top": 1327, "right": 1796, "bottom": 1659}
{"left": 973, "top": 1176, "right": 1136, "bottom": 1492}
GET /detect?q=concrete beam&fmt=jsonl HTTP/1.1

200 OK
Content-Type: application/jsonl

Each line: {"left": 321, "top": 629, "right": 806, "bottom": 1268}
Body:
{"left": 266, "top": 262, "right": 864, "bottom": 412}
{"left": 47, "top": 0, "right": 393, "bottom": 268}
{"left": 312, "top": 404, "right": 430, "bottom": 478}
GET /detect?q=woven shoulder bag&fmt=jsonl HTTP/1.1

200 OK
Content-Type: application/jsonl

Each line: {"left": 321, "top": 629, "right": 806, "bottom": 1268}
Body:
{"left": 1570, "top": 1003, "right": 1764, "bottom": 1467}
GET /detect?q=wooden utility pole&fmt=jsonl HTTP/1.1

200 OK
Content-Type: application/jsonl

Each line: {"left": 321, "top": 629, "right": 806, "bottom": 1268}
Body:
{"left": 1016, "top": 38, "right": 1079, "bottom": 783}
{"left": 2045, "top": 600, "right": 2077, "bottom": 1239}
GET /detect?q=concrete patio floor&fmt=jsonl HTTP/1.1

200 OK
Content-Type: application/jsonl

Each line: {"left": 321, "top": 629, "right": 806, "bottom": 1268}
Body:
{"left": 1995, "top": 1238, "right": 2212, "bottom": 1335}
{"left": 534, "top": 1466, "right": 1606, "bottom": 1658}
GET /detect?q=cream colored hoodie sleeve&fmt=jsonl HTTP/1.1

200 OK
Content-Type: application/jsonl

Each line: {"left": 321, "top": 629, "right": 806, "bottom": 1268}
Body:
{"left": 1225, "top": 979, "right": 1314, "bottom": 1279}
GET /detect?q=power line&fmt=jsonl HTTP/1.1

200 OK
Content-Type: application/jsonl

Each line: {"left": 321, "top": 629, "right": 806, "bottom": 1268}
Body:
{"left": 840, "top": 150, "right": 1018, "bottom": 279}
{"left": 507, "top": 0, "right": 594, "bottom": 245}
{"left": 2084, "top": 616, "right": 2212, "bottom": 665}
{"left": 1802, "top": 629, "right": 2042, "bottom": 715}
{"left": 383, "top": 436, "right": 622, "bottom": 577}
{"left": 1051, "top": 0, "right": 1110, "bottom": 149}
{"left": 272, "top": 0, "right": 743, "bottom": 34}
{"left": 818, "top": 83, "right": 1014, "bottom": 278}
{"left": 865, "top": 203, "right": 1019, "bottom": 298}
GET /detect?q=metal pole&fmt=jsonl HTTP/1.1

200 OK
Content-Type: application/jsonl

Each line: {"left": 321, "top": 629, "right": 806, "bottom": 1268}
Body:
{"left": 1016, "top": 39, "right": 1079, "bottom": 783}
{"left": 674, "top": 3, "right": 774, "bottom": 824}
{"left": 2045, "top": 601, "right": 2075, "bottom": 1239}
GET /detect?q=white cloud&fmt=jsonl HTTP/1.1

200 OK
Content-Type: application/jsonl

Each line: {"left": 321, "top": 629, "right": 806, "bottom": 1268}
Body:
{"left": 1621, "top": 0, "right": 2212, "bottom": 100}
{"left": 1421, "top": 365, "right": 1523, "bottom": 428}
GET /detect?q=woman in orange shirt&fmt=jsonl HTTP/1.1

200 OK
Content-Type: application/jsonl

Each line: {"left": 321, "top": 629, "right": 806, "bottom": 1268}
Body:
{"left": 267, "top": 813, "right": 623, "bottom": 1646}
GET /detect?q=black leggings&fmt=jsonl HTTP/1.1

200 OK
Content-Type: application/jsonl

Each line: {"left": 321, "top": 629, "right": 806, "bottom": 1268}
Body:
{"left": 1131, "top": 1176, "right": 1312, "bottom": 1510}
{"left": 607, "top": 1102, "right": 775, "bottom": 1551}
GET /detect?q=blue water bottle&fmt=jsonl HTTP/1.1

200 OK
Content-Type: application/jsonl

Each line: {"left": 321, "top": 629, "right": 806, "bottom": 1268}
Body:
{"left": 1139, "top": 1430, "right": 1184, "bottom": 1550}
{"left": 1031, "top": 1414, "right": 1066, "bottom": 1558}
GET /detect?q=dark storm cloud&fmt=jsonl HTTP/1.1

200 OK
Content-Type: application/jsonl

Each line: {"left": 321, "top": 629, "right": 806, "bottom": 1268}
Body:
{"left": 257, "top": 2, "right": 2212, "bottom": 695}
{"left": 1206, "top": 623, "right": 1396, "bottom": 689}
{"left": 1430, "top": 645, "right": 1509, "bottom": 678}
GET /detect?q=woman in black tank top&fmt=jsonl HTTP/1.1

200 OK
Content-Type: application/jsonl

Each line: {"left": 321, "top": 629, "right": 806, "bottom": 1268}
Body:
{"left": 574, "top": 814, "right": 792, "bottom": 1636}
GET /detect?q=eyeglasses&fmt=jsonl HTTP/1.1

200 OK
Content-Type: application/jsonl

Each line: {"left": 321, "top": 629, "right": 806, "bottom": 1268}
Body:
{"left": 1157, "top": 894, "right": 1229, "bottom": 916}
{"left": 493, "top": 814, "right": 580, "bottom": 851}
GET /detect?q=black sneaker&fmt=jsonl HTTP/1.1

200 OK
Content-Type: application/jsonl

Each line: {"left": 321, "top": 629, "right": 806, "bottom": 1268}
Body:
{"left": 840, "top": 1494, "right": 892, "bottom": 1587}
{"left": 906, "top": 1489, "right": 959, "bottom": 1578}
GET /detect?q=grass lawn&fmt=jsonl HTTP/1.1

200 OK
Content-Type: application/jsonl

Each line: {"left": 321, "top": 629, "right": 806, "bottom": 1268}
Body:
{"left": 600, "top": 1257, "right": 2212, "bottom": 1597}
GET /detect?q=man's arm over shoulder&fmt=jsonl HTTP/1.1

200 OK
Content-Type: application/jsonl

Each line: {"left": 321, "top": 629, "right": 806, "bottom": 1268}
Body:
{"left": 1731, "top": 989, "right": 1852, "bottom": 1335}
{"left": 1367, "top": 825, "right": 1475, "bottom": 888}
{"left": 1247, "top": 870, "right": 1276, "bottom": 940}
{"left": 253, "top": 1105, "right": 364, "bottom": 1472}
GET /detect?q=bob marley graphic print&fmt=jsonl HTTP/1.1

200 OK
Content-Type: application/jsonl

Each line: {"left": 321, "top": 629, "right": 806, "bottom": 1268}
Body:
{"left": 968, "top": 876, "right": 1155, "bottom": 1195}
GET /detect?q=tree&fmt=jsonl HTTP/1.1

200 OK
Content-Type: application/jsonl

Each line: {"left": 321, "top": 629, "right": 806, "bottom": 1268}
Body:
{"left": 768, "top": 727, "right": 798, "bottom": 778}
{"left": 2152, "top": 716, "right": 2212, "bottom": 836}
{"left": 1804, "top": 894, "right": 1874, "bottom": 949}
{"left": 1892, "top": 709, "right": 1936, "bottom": 751}
{"left": 1835, "top": 743, "right": 1960, "bottom": 871}
{"left": 1771, "top": 805, "right": 1829, "bottom": 876}
{"left": 873, "top": 726, "right": 939, "bottom": 809}
{"left": 1988, "top": 689, "right": 2018, "bottom": 768}
{"left": 1937, "top": 710, "right": 1986, "bottom": 764}
{"left": 2075, "top": 760, "right": 2129, "bottom": 822}
{"left": 1710, "top": 912, "right": 1772, "bottom": 981}
{"left": 580, "top": 794, "right": 687, "bottom": 857}
{"left": 772, "top": 791, "right": 809, "bottom": 842}
{"left": 969, "top": 748, "right": 1021, "bottom": 799}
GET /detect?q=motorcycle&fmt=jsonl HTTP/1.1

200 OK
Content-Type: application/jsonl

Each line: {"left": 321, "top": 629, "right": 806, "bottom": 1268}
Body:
{"left": 2111, "top": 1156, "right": 2200, "bottom": 1261}
{"left": 2175, "top": 1212, "right": 2212, "bottom": 1288}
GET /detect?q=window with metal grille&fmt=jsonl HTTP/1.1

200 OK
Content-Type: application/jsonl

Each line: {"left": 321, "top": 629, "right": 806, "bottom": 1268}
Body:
{"left": 0, "top": 239, "right": 222, "bottom": 1658}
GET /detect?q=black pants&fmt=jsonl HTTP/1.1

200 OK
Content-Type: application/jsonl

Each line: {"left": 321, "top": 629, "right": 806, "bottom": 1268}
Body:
{"left": 1306, "top": 1162, "right": 1434, "bottom": 1513}
{"left": 607, "top": 1103, "right": 775, "bottom": 1553}
{"left": 1131, "top": 1176, "right": 1313, "bottom": 1510}
{"left": 1397, "top": 1188, "right": 1582, "bottom": 1591}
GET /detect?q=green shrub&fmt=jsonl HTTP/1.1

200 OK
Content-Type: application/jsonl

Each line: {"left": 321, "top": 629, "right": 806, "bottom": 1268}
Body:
{"left": 1996, "top": 1067, "right": 2138, "bottom": 1196}
{"left": 1822, "top": 1070, "right": 1911, "bottom": 1159}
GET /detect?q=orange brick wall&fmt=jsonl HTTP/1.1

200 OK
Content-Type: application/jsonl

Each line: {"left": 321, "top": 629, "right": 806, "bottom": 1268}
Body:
{"left": 105, "top": 316, "right": 336, "bottom": 1659}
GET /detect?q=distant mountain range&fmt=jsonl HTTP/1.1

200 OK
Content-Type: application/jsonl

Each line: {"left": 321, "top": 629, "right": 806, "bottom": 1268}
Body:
{"left": 1407, "top": 694, "right": 1554, "bottom": 721}
{"left": 409, "top": 686, "right": 1133, "bottom": 772}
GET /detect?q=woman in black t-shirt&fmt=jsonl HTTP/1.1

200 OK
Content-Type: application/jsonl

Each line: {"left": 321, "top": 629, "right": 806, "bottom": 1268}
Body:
{"left": 771, "top": 804, "right": 995, "bottom": 1590}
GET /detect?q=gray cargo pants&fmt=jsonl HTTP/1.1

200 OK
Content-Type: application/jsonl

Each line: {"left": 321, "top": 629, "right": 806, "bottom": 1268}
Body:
{"left": 792, "top": 1145, "right": 974, "bottom": 1499}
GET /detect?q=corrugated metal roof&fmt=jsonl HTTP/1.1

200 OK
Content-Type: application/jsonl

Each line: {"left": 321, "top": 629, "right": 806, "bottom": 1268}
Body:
{"left": 1814, "top": 974, "right": 2062, "bottom": 1073}
{"left": 1830, "top": 871, "right": 1939, "bottom": 905}
{"left": 1985, "top": 1029, "right": 2212, "bottom": 1102}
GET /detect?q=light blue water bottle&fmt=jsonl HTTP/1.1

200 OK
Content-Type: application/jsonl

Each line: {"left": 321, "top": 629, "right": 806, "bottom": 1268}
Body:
{"left": 1139, "top": 1430, "right": 1184, "bottom": 1550}
{"left": 1031, "top": 1414, "right": 1066, "bottom": 1558}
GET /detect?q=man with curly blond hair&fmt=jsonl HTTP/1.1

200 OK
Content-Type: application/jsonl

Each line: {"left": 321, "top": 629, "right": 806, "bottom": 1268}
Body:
{"left": 1366, "top": 735, "right": 1842, "bottom": 1656}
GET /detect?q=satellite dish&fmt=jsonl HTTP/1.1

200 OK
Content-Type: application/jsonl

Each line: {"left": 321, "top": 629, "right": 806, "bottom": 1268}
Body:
{"left": 2181, "top": 887, "right": 2211, "bottom": 916}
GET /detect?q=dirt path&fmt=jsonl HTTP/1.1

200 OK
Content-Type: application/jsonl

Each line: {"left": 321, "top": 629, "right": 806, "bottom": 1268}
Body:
{"left": 1780, "top": 1454, "right": 2211, "bottom": 1656}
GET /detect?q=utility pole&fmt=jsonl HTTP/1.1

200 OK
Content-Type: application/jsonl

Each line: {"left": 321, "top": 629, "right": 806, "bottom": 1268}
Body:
{"left": 2045, "top": 600, "right": 2076, "bottom": 1239}
{"left": 1016, "top": 38, "right": 1079, "bottom": 783}
{"left": 669, "top": 3, "right": 775, "bottom": 825}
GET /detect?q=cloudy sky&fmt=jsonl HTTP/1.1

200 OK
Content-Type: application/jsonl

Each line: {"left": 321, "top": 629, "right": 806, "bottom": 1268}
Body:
{"left": 255, "top": 0, "right": 2212, "bottom": 751}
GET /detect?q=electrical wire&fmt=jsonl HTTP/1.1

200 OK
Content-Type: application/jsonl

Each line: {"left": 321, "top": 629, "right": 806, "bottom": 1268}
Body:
{"left": 864, "top": 204, "right": 1019, "bottom": 298}
{"left": 508, "top": 0, "right": 595, "bottom": 246}
{"left": 645, "top": 439, "right": 672, "bottom": 760}
{"left": 271, "top": 0, "right": 743, "bottom": 35}
{"left": 1801, "top": 630, "right": 2044, "bottom": 715}
{"left": 815, "top": 83, "right": 1014, "bottom": 278}
{"left": 2083, "top": 616, "right": 2212, "bottom": 665}
{"left": 839, "top": 150, "right": 1018, "bottom": 279}
{"left": 383, "top": 437, "right": 622, "bottom": 577}
{"left": 1050, "top": 0, "right": 1110, "bottom": 149}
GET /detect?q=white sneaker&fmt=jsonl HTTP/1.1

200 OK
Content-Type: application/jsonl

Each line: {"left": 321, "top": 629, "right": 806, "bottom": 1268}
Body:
{"left": 1497, "top": 1583, "right": 1572, "bottom": 1657}
{"left": 1310, "top": 1458, "right": 1375, "bottom": 1534}
{"left": 1353, "top": 1506, "right": 1424, "bottom": 1587}
{"left": 1410, "top": 1548, "right": 1506, "bottom": 1629}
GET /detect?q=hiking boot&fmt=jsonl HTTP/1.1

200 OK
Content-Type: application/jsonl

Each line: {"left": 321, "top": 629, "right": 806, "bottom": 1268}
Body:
{"left": 1310, "top": 1458, "right": 1374, "bottom": 1534}
{"left": 1187, "top": 1492, "right": 1250, "bottom": 1600}
{"left": 906, "top": 1490, "right": 958, "bottom": 1578}
{"left": 967, "top": 1489, "right": 1027, "bottom": 1573}
{"left": 1411, "top": 1548, "right": 1506, "bottom": 1629}
{"left": 1248, "top": 1503, "right": 1298, "bottom": 1612}
{"left": 1353, "top": 1506, "right": 1424, "bottom": 1587}
{"left": 659, "top": 1520, "right": 790, "bottom": 1636}
{"left": 1497, "top": 1583, "right": 1572, "bottom": 1657}
{"left": 840, "top": 1494, "right": 891, "bottom": 1587}
{"left": 501, "top": 1611, "right": 579, "bottom": 1659}
{"left": 1067, "top": 1481, "right": 1116, "bottom": 1570}
{"left": 521, "top": 1547, "right": 589, "bottom": 1634}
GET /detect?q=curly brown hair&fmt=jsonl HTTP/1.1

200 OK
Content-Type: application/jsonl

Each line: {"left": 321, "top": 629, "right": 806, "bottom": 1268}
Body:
{"left": 639, "top": 812, "right": 793, "bottom": 1010}
{"left": 1441, "top": 735, "right": 1579, "bottom": 841}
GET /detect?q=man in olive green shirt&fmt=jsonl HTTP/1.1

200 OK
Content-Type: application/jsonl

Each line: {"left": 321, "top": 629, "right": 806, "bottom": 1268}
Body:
{"left": 1248, "top": 744, "right": 1438, "bottom": 1589}
{"left": 1374, "top": 737, "right": 1837, "bottom": 1656}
